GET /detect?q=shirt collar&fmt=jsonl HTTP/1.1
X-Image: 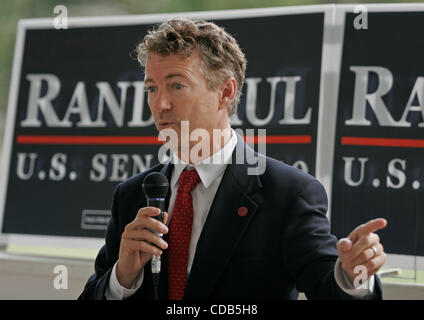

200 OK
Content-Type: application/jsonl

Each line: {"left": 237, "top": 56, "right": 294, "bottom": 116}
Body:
{"left": 170, "top": 128, "right": 237, "bottom": 189}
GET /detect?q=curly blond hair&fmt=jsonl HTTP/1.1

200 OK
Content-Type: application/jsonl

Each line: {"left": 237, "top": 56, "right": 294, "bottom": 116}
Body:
{"left": 137, "top": 18, "right": 247, "bottom": 116}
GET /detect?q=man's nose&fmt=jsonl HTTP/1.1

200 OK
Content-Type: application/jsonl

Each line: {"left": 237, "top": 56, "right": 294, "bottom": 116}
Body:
{"left": 153, "top": 91, "right": 172, "bottom": 112}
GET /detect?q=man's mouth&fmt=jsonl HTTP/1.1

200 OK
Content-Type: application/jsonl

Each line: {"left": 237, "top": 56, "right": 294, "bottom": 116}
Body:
{"left": 158, "top": 122, "right": 175, "bottom": 129}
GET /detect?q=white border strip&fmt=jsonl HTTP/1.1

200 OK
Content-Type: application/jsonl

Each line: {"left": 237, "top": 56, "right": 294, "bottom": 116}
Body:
{"left": 6, "top": 233, "right": 104, "bottom": 251}
{"left": 315, "top": 5, "right": 346, "bottom": 223}
{"left": 337, "top": 3, "right": 424, "bottom": 12}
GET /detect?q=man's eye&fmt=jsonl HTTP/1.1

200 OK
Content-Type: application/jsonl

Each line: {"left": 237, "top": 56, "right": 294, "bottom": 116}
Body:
{"left": 146, "top": 87, "right": 157, "bottom": 93}
{"left": 173, "top": 83, "right": 184, "bottom": 90}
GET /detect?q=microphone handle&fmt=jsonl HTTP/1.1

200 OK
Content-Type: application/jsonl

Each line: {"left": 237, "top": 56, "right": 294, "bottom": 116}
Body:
{"left": 146, "top": 198, "right": 165, "bottom": 274}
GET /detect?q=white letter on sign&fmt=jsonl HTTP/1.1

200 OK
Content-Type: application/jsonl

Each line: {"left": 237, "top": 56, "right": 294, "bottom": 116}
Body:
{"left": 346, "top": 66, "right": 409, "bottom": 127}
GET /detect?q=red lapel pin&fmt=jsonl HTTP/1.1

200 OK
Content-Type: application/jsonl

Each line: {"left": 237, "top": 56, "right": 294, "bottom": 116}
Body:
{"left": 238, "top": 206, "right": 248, "bottom": 217}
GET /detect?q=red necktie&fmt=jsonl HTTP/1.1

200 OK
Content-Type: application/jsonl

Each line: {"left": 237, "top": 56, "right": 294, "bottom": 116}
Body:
{"left": 168, "top": 168, "right": 201, "bottom": 300}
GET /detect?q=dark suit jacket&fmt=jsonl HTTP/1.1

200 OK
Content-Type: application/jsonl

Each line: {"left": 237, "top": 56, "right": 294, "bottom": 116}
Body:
{"left": 79, "top": 134, "right": 382, "bottom": 300}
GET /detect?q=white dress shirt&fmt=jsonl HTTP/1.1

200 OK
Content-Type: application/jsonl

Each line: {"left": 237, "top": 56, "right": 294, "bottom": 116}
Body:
{"left": 105, "top": 128, "right": 375, "bottom": 299}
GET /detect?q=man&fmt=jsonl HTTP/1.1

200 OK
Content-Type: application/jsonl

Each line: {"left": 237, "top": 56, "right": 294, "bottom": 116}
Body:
{"left": 79, "top": 18, "right": 387, "bottom": 300}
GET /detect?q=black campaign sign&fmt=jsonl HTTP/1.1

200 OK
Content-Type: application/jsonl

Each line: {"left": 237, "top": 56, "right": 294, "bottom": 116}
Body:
{"left": 0, "top": 13, "right": 323, "bottom": 238}
{"left": 331, "top": 12, "right": 424, "bottom": 256}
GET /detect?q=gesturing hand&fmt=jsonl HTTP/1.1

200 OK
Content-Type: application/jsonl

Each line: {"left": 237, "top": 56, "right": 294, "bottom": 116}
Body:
{"left": 337, "top": 218, "right": 388, "bottom": 287}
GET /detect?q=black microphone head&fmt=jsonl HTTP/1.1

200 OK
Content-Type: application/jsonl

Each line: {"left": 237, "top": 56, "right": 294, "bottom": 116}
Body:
{"left": 142, "top": 172, "right": 169, "bottom": 198}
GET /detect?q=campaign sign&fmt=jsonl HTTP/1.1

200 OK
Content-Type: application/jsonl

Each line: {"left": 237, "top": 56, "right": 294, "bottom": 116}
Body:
{"left": 331, "top": 11, "right": 424, "bottom": 256}
{"left": 0, "top": 10, "right": 324, "bottom": 238}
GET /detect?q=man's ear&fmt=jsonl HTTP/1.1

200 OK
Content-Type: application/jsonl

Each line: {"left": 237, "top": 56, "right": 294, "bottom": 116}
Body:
{"left": 218, "top": 77, "right": 237, "bottom": 111}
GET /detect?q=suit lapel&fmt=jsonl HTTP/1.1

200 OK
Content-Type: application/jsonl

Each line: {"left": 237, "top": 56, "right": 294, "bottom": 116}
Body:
{"left": 184, "top": 136, "right": 263, "bottom": 299}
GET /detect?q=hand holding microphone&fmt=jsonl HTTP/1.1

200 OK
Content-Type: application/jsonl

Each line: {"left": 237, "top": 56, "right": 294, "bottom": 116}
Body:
{"left": 116, "top": 173, "right": 169, "bottom": 292}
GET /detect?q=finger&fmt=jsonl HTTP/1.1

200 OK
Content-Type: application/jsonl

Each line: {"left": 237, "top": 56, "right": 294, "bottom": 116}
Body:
{"left": 125, "top": 214, "right": 169, "bottom": 234}
{"left": 123, "top": 229, "right": 168, "bottom": 250}
{"left": 121, "top": 238, "right": 163, "bottom": 256}
{"left": 124, "top": 207, "right": 160, "bottom": 231}
{"left": 136, "top": 207, "right": 168, "bottom": 232}
{"left": 346, "top": 233, "right": 380, "bottom": 262}
{"left": 337, "top": 238, "right": 352, "bottom": 258}
{"left": 363, "top": 253, "right": 387, "bottom": 275}
{"left": 337, "top": 238, "right": 352, "bottom": 251}
{"left": 368, "top": 257, "right": 387, "bottom": 277}
{"left": 349, "top": 243, "right": 383, "bottom": 268}
{"left": 136, "top": 207, "right": 162, "bottom": 218}
{"left": 349, "top": 218, "right": 387, "bottom": 242}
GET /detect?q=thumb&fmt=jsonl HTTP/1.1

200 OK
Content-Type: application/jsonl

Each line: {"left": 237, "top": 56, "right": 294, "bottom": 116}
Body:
{"left": 337, "top": 238, "right": 352, "bottom": 253}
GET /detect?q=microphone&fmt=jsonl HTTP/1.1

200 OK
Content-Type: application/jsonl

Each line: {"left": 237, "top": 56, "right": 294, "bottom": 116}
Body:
{"left": 142, "top": 172, "right": 169, "bottom": 300}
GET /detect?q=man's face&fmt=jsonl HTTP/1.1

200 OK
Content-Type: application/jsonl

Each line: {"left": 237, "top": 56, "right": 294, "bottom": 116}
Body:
{"left": 145, "top": 52, "right": 223, "bottom": 148}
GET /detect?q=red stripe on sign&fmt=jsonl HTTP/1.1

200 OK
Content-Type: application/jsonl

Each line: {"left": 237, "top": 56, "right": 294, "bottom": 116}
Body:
{"left": 16, "top": 135, "right": 312, "bottom": 145}
{"left": 16, "top": 135, "right": 163, "bottom": 145}
{"left": 341, "top": 137, "right": 424, "bottom": 148}
{"left": 243, "top": 135, "right": 312, "bottom": 144}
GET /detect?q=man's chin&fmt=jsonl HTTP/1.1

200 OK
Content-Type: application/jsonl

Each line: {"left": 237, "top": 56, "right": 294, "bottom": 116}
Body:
{"left": 158, "top": 126, "right": 180, "bottom": 145}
